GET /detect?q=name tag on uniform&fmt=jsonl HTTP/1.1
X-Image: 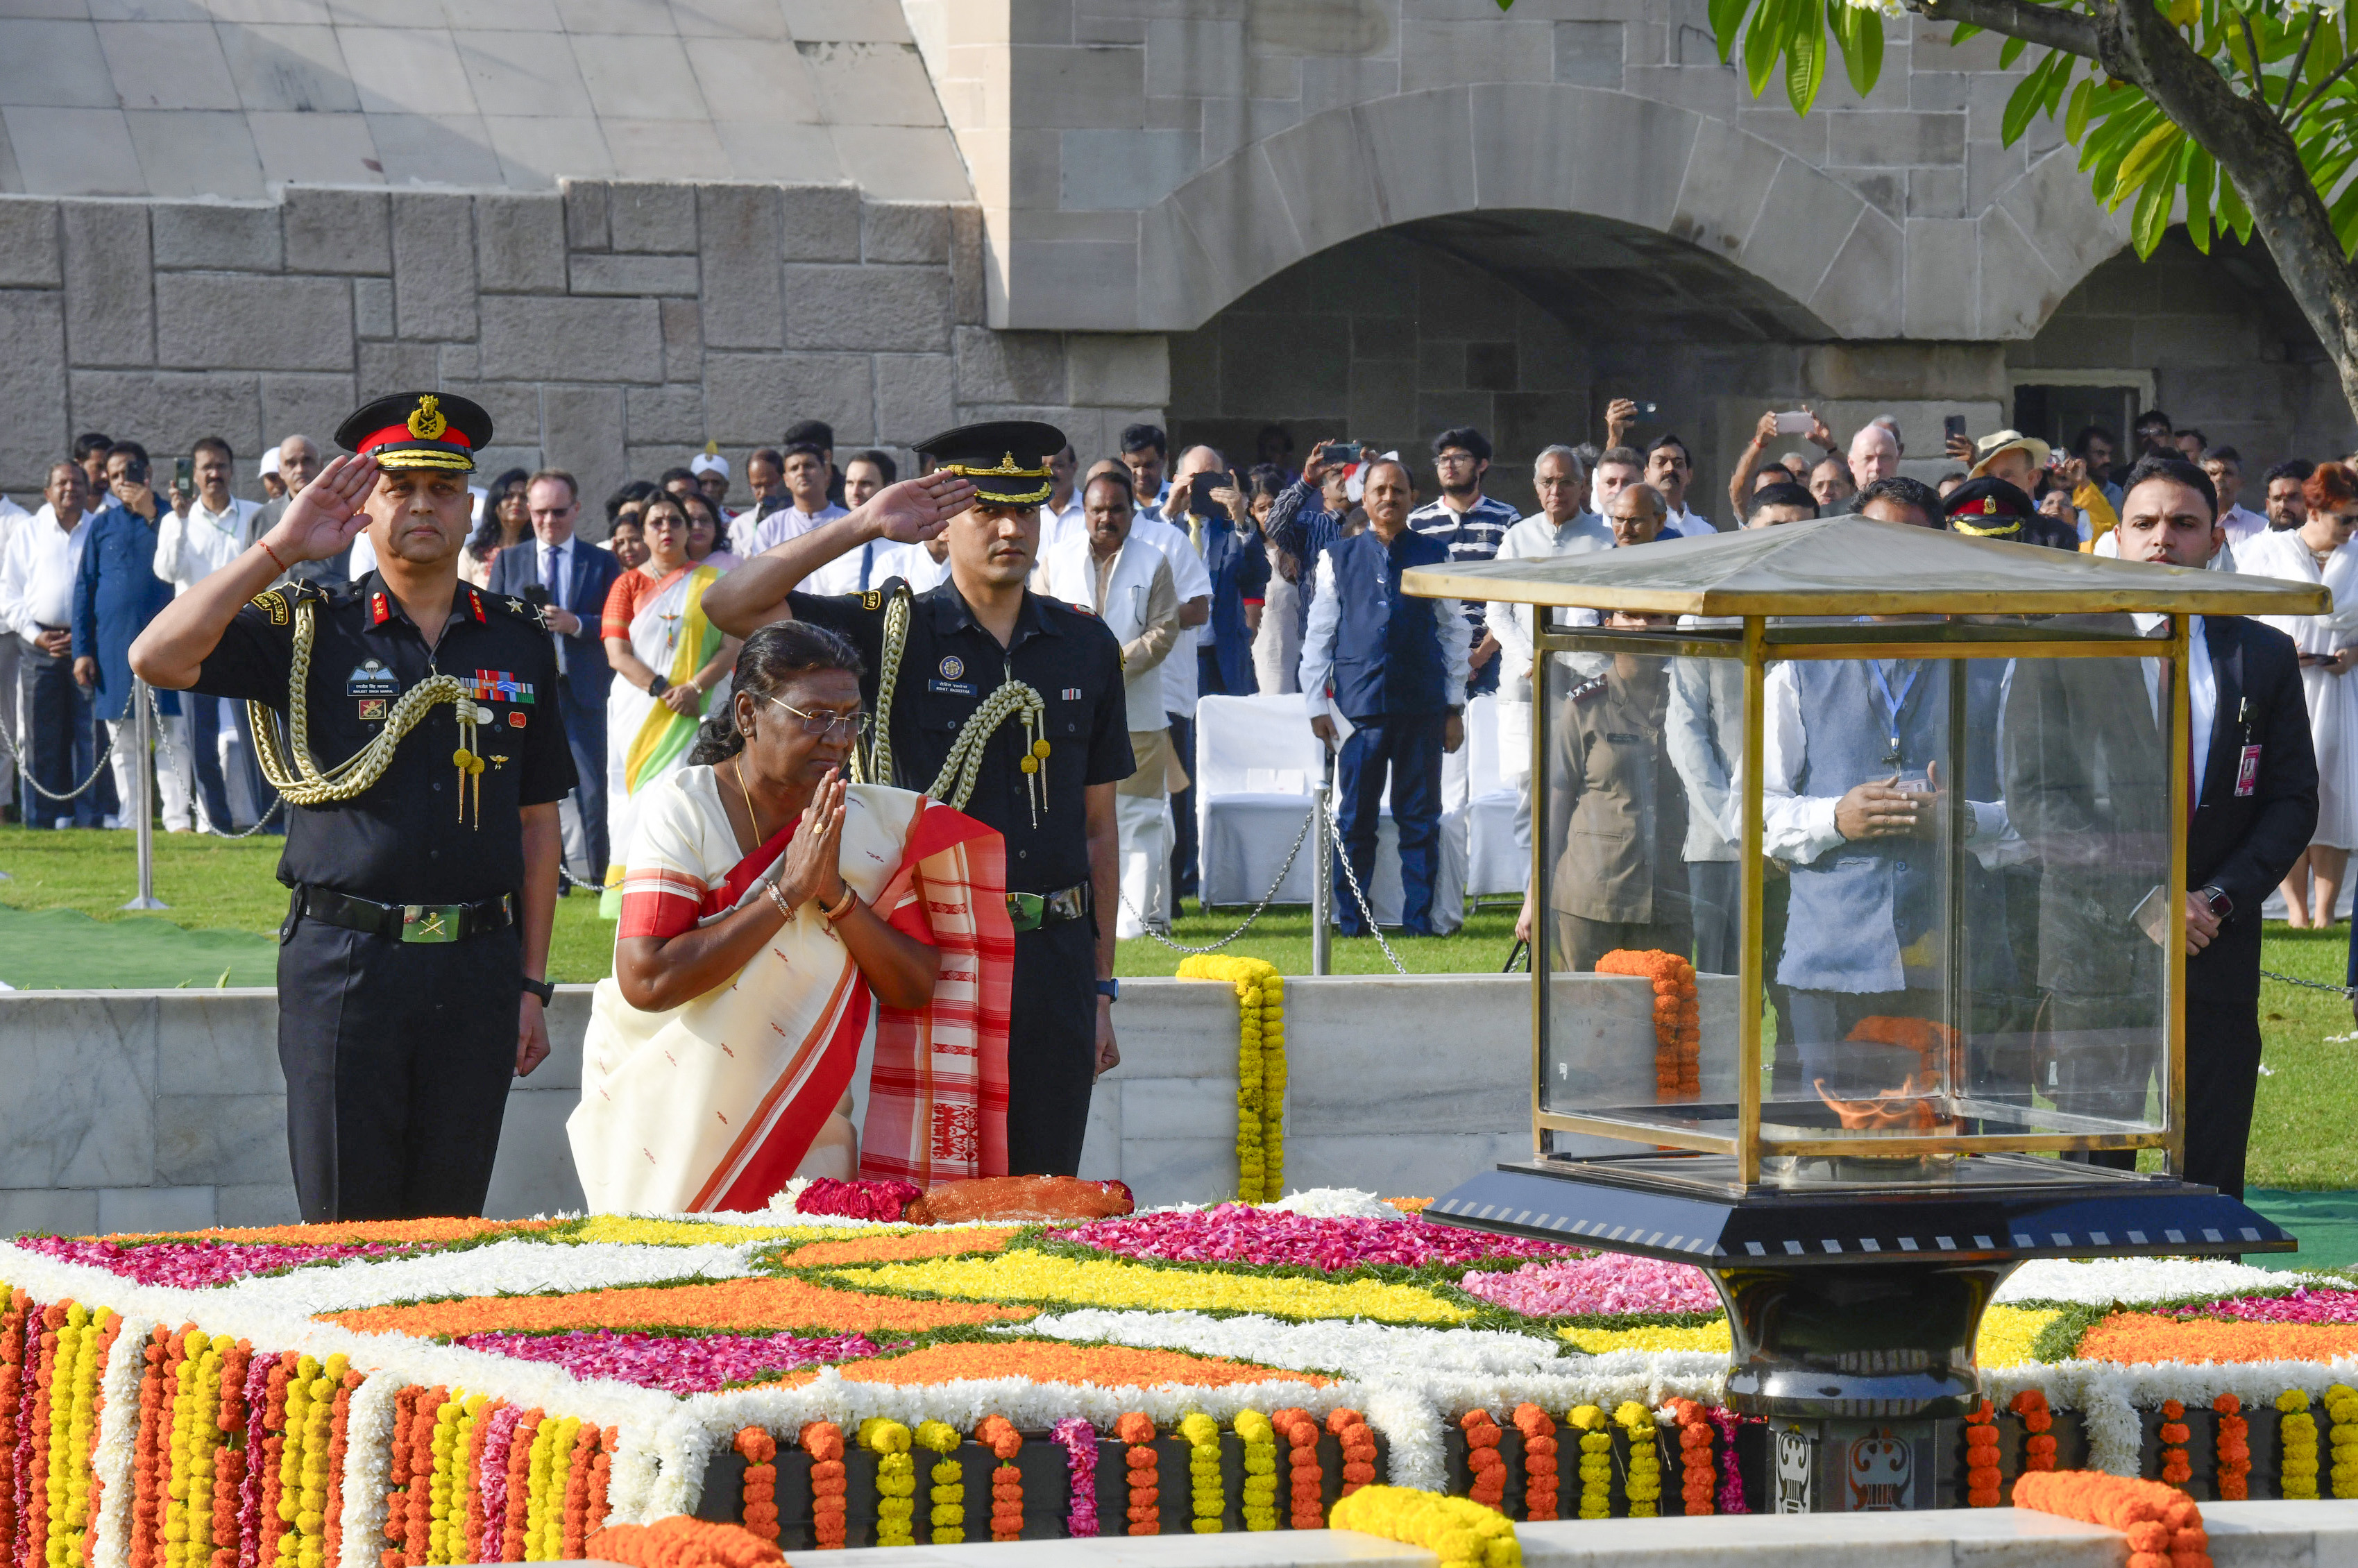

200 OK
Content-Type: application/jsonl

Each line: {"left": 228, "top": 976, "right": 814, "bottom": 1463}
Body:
{"left": 2236, "top": 744, "right": 2262, "bottom": 796}
{"left": 928, "top": 679, "right": 976, "bottom": 696}
{"left": 346, "top": 660, "right": 398, "bottom": 697}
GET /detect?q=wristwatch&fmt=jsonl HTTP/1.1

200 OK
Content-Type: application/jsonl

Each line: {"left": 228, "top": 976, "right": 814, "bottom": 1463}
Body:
{"left": 647, "top": 672, "right": 670, "bottom": 698}
{"left": 520, "top": 975, "right": 555, "bottom": 1005}
{"left": 2198, "top": 886, "right": 2234, "bottom": 921}
{"left": 1095, "top": 979, "right": 1120, "bottom": 1002}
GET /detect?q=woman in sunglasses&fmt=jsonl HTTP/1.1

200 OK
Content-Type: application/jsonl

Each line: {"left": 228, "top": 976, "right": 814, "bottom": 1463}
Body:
{"left": 569, "top": 621, "right": 1008, "bottom": 1210}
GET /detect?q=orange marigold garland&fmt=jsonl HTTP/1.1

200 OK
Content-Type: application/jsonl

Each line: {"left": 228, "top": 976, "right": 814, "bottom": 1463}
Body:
{"left": 585, "top": 1515, "right": 783, "bottom": 1568}
{"left": 563, "top": 1421, "right": 600, "bottom": 1558}
{"left": 1597, "top": 950, "right": 1699, "bottom": 1099}
{"left": 129, "top": 1330, "right": 166, "bottom": 1568}
{"left": 1965, "top": 1399, "right": 2001, "bottom": 1506}
{"left": 1330, "top": 1408, "right": 1377, "bottom": 1499}
{"left": 205, "top": 1338, "right": 248, "bottom": 1568}
{"left": 1666, "top": 1399, "right": 1714, "bottom": 1516}
{"left": 378, "top": 1386, "right": 414, "bottom": 1568}
{"left": 1271, "top": 1406, "right": 1322, "bottom": 1531}
{"left": 589, "top": 1427, "right": 618, "bottom": 1540}
{"left": 730, "top": 1429, "right": 777, "bottom": 1546}
{"left": 2213, "top": 1395, "right": 2249, "bottom": 1501}
{"left": 1459, "top": 1409, "right": 1504, "bottom": 1508}
{"left": 974, "top": 1417, "right": 1021, "bottom": 1543}
{"left": 2010, "top": 1390, "right": 2056, "bottom": 1473}
{"left": 1116, "top": 1413, "right": 1157, "bottom": 1537}
{"left": 797, "top": 1422, "right": 845, "bottom": 1551}
{"left": 25, "top": 1304, "right": 57, "bottom": 1568}
{"left": 2157, "top": 1399, "right": 2192, "bottom": 1488}
{"left": 0, "top": 1290, "right": 26, "bottom": 1562}
{"left": 461, "top": 1398, "right": 495, "bottom": 1565}
{"left": 2010, "top": 1471, "right": 2209, "bottom": 1568}
{"left": 1511, "top": 1404, "right": 1558, "bottom": 1522}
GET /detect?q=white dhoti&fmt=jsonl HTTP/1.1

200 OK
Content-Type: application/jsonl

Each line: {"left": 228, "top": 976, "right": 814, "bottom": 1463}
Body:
{"left": 1116, "top": 791, "right": 1172, "bottom": 938}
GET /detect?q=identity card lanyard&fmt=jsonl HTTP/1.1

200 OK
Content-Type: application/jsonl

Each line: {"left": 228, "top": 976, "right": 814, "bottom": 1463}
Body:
{"left": 1871, "top": 659, "right": 1919, "bottom": 769}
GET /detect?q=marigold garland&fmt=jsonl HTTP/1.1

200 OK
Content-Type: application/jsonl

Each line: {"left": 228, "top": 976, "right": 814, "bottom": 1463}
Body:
{"left": 912, "top": 1420, "right": 961, "bottom": 1544}
{"left": 583, "top": 1515, "right": 783, "bottom": 1568}
{"left": 1964, "top": 1398, "right": 2001, "bottom": 1507}
{"left": 800, "top": 1340, "right": 1323, "bottom": 1392}
{"left": 1328, "top": 1408, "right": 1375, "bottom": 1499}
{"left": 1327, "top": 1485, "right": 1520, "bottom": 1568}
{"left": 974, "top": 1416, "right": 1020, "bottom": 1542}
{"left": 323, "top": 1277, "right": 1033, "bottom": 1340}
{"left": 1178, "top": 1413, "right": 1222, "bottom": 1534}
{"left": 858, "top": 1418, "right": 915, "bottom": 1548}
{"left": 1509, "top": 1404, "right": 1557, "bottom": 1523}
{"left": 1458, "top": 1410, "right": 1504, "bottom": 1510}
{"left": 1272, "top": 1406, "right": 1322, "bottom": 1531}
{"left": 2280, "top": 1389, "right": 2319, "bottom": 1499}
{"left": 1595, "top": 949, "right": 1699, "bottom": 1100}
{"left": 839, "top": 1252, "right": 1468, "bottom": 1326}
{"left": 2325, "top": 1383, "right": 2358, "bottom": 1499}
{"left": 730, "top": 1429, "right": 777, "bottom": 1546}
{"left": 797, "top": 1422, "right": 845, "bottom": 1551}
{"left": 1048, "top": 1418, "right": 1094, "bottom": 1540}
{"left": 1615, "top": 1401, "right": 1660, "bottom": 1518}
{"left": 2213, "top": 1395, "right": 2249, "bottom": 1501}
{"left": 1665, "top": 1399, "right": 1713, "bottom": 1517}
{"left": 1116, "top": 1413, "right": 1157, "bottom": 1537}
{"left": 1232, "top": 1410, "right": 1276, "bottom": 1532}
{"left": 1567, "top": 1405, "right": 1609, "bottom": 1520}
{"left": 1176, "top": 956, "right": 1286, "bottom": 1200}
{"left": 2010, "top": 1470, "right": 2209, "bottom": 1568}
{"left": 2157, "top": 1399, "right": 2191, "bottom": 1489}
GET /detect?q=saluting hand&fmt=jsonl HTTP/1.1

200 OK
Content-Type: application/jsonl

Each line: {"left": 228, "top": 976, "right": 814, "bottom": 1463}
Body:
{"left": 863, "top": 472, "right": 979, "bottom": 545}
{"left": 773, "top": 767, "right": 850, "bottom": 912}
{"left": 264, "top": 453, "right": 379, "bottom": 564}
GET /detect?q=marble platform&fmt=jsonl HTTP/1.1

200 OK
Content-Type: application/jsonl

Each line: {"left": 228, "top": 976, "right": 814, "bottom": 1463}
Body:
{"left": 693, "top": 1501, "right": 2358, "bottom": 1565}
{"left": 0, "top": 973, "right": 1540, "bottom": 1228}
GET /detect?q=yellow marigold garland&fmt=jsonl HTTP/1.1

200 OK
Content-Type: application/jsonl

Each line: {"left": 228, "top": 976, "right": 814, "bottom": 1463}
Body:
{"left": 1178, "top": 1413, "right": 1222, "bottom": 1534}
{"left": 2280, "top": 1390, "right": 2320, "bottom": 1499}
{"left": 1328, "top": 1485, "right": 1520, "bottom": 1568}
{"left": 1614, "top": 1402, "right": 1659, "bottom": 1518}
{"left": 2326, "top": 1383, "right": 2358, "bottom": 1499}
{"left": 1568, "top": 1406, "right": 1610, "bottom": 1520}
{"left": 913, "top": 1420, "right": 962, "bottom": 1543}
{"left": 859, "top": 1419, "right": 916, "bottom": 1546}
{"left": 46, "top": 1306, "right": 108, "bottom": 1568}
{"left": 1177, "top": 955, "right": 1285, "bottom": 1200}
{"left": 1233, "top": 1411, "right": 1277, "bottom": 1531}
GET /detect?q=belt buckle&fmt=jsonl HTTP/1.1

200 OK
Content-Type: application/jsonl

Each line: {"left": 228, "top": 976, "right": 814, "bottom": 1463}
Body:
{"left": 1006, "top": 892, "right": 1043, "bottom": 933}
{"left": 401, "top": 905, "right": 460, "bottom": 944}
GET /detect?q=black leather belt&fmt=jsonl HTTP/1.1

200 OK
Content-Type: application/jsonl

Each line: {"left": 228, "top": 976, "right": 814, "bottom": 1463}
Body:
{"left": 1007, "top": 881, "right": 1090, "bottom": 933}
{"left": 291, "top": 885, "right": 515, "bottom": 944}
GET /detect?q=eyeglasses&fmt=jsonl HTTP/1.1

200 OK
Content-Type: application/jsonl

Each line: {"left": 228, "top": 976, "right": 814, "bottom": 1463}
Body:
{"left": 764, "top": 697, "right": 867, "bottom": 742}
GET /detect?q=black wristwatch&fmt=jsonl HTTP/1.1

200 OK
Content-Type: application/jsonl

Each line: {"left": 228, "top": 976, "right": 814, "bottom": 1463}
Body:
{"left": 2198, "top": 886, "right": 2233, "bottom": 922}
{"left": 647, "top": 673, "right": 670, "bottom": 699}
{"left": 1096, "top": 978, "right": 1119, "bottom": 1002}
{"left": 520, "top": 975, "right": 556, "bottom": 1005}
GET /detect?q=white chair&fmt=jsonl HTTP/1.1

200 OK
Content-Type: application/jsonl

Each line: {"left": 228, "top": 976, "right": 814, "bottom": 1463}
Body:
{"left": 1460, "top": 694, "right": 1528, "bottom": 901}
{"left": 1194, "top": 694, "right": 1466, "bottom": 932}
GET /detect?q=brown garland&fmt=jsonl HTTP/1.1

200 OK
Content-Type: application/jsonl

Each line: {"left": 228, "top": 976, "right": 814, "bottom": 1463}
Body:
{"left": 379, "top": 1383, "right": 418, "bottom": 1568}
{"left": 461, "top": 1399, "right": 496, "bottom": 1567}
{"left": 561, "top": 1422, "right": 599, "bottom": 1558}
{"left": 0, "top": 1291, "right": 28, "bottom": 1561}
{"left": 588, "top": 1427, "right": 618, "bottom": 1541}
{"left": 731, "top": 1429, "right": 777, "bottom": 1546}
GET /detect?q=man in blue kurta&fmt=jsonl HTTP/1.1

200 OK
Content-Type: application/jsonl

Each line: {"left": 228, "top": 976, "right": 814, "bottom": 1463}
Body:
{"left": 71, "top": 466, "right": 180, "bottom": 828}
{"left": 1298, "top": 459, "right": 1470, "bottom": 938}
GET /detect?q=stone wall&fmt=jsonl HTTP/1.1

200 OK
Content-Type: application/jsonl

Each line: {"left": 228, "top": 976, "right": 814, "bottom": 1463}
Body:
{"left": 0, "top": 975, "right": 1537, "bottom": 1229}
{"left": 0, "top": 180, "right": 1170, "bottom": 522}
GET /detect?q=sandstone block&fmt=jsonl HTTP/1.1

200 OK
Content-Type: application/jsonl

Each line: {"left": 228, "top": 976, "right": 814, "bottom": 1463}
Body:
{"left": 698, "top": 184, "right": 783, "bottom": 350}
{"left": 0, "top": 199, "right": 59, "bottom": 289}
{"left": 661, "top": 298, "right": 702, "bottom": 381}
{"left": 353, "top": 277, "right": 393, "bottom": 339}
{"left": 703, "top": 350, "right": 873, "bottom": 444}
{"left": 1902, "top": 216, "right": 1979, "bottom": 340}
{"left": 541, "top": 384, "right": 628, "bottom": 520}
{"left": 949, "top": 204, "right": 985, "bottom": 325}
{"left": 783, "top": 262, "right": 951, "bottom": 352}
{"left": 563, "top": 179, "right": 609, "bottom": 251}
{"left": 568, "top": 253, "right": 701, "bottom": 296}
{"left": 357, "top": 341, "right": 442, "bottom": 401}
{"left": 780, "top": 184, "right": 862, "bottom": 262}
{"left": 391, "top": 192, "right": 476, "bottom": 341}
{"left": 157, "top": 273, "right": 351, "bottom": 373}
{"left": 155, "top": 1096, "right": 285, "bottom": 1187}
{"left": 440, "top": 344, "right": 478, "bottom": 380}
{"left": 861, "top": 201, "right": 950, "bottom": 264}
{"left": 608, "top": 181, "right": 697, "bottom": 253}
{"left": 69, "top": 370, "right": 263, "bottom": 465}
{"left": 151, "top": 203, "right": 281, "bottom": 273}
{"left": 478, "top": 296, "right": 663, "bottom": 384}
{"left": 282, "top": 187, "right": 389, "bottom": 275}
{"left": 873, "top": 352, "right": 955, "bottom": 443}
{"left": 954, "top": 325, "right": 1066, "bottom": 404}
{"left": 1067, "top": 333, "right": 1167, "bottom": 407}
{"left": 475, "top": 194, "right": 567, "bottom": 293}
{"left": 625, "top": 382, "right": 706, "bottom": 444}
{"left": 62, "top": 202, "right": 153, "bottom": 368}
{"left": 0, "top": 291, "right": 65, "bottom": 493}
{"left": 432, "top": 382, "right": 543, "bottom": 448}
{"left": 215, "top": 1183, "right": 301, "bottom": 1227}
{"left": 258, "top": 374, "right": 357, "bottom": 453}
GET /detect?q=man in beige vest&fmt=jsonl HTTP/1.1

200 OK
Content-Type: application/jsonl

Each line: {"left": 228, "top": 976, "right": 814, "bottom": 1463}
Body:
{"left": 1038, "top": 470, "right": 1184, "bottom": 935}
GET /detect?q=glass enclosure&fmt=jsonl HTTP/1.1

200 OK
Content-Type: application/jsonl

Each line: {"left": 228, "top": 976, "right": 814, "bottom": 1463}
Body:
{"left": 1531, "top": 615, "right": 2180, "bottom": 1186}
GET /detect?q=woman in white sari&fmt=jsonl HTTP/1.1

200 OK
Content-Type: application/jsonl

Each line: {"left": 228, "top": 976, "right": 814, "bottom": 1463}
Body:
{"left": 599, "top": 493, "right": 741, "bottom": 916}
{"left": 2244, "top": 461, "right": 2358, "bottom": 926}
{"left": 569, "top": 622, "right": 1015, "bottom": 1212}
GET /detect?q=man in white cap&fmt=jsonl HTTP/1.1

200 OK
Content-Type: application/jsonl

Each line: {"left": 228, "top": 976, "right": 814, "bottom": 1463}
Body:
{"left": 690, "top": 447, "right": 731, "bottom": 517}
{"left": 258, "top": 445, "right": 286, "bottom": 502}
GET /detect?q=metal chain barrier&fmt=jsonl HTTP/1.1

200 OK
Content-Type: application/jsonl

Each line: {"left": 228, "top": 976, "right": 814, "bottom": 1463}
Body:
{"left": 0, "top": 694, "right": 121, "bottom": 804}
{"left": 1121, "top": 804, "right": 1314, "bottom": 955}
{"left": 1328, "top": 810, "right": 1409, "bottom": 975}
{"left": 2262, "top": 968, "right": 2358, "bottom": 999}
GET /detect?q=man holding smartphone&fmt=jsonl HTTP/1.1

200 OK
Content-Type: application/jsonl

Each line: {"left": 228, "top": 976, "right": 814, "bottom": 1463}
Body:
{"left": 74, "top": 448, "right": 194, "bottom": 831}
{"left": 1409, "top": 427, "right": 1515, "bottom": 698}
{"left": 153, "top": 437, "right": 262, "bottom": 834}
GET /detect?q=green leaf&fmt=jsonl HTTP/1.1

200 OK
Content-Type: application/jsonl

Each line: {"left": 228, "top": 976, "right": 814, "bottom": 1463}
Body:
{"left": 1786, "top": 20, "right": 1828, "bottom": 114}
{"left": 2217, "top": 166, "right": 2256, "bottom": 242}
{"left": 1998, "top": 33, "right": 2028, "bottom": 69}
{"left": 2130, "top": 172, "right": 2173, "bottom": 257}
{"left": 2066, "top": 77, "right": 2094, "bottom": 142}
{"left": 2184, "top": 142, "right": 2214, "bottom": 253}
{"left": 2002, "top": 56, "right": 2051, "bottom": 146}
{"left": 1742, "top": 0, "right": 1786, "bottom": 99}
{"left": 2112, "top": 121, "right": 2183, "bottom": 203}
{"left": 1829, "top": 0, "right": 1883, "bottom": 99}
{"left": 1709, "top": 0, "right": 1751, "bottom": 60}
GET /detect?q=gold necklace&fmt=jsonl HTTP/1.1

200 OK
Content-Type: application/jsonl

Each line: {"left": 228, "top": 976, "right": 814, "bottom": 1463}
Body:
{"left": 731, "top": 755, "right": 761, "bottom": 845}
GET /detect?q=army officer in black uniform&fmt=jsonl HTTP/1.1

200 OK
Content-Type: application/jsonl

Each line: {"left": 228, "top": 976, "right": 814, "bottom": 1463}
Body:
{"left": 131, "top": 392, "right": 574, "bottom": 1221}
{"left": 702, "top": 421, "right": 1132, "bottom": 1177}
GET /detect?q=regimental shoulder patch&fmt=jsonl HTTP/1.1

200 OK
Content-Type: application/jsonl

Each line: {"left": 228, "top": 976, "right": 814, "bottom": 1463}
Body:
{"left": 247, "top": 590, "right": 289, "bottom": 627}
{"left": 465, "top": 587, "right": 486, "bottom": 622}
{"left": 1067, "top": 600, "right": 1097, "bottom": 617}
{"left": 859, "top": 590, "right": 884, "bottom": 611}
{"left": 357, "top": 698, "right": 387, "bottom": 722}
{"left": 1569, "top": 674, "right": 1609, "bottom": 704}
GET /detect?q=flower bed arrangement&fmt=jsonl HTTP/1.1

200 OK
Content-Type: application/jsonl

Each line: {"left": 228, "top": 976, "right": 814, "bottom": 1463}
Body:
{"left": 0, "top": 1191, "right": 2350, "bottom": 1557}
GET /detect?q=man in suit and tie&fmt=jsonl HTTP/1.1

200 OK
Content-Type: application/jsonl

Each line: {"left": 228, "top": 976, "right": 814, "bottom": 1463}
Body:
{"left": 2006, "top": 454, "right": 2316, "bottom": 1199}
{"left": 489, "top": 470, "right": 622, "bottom": 891}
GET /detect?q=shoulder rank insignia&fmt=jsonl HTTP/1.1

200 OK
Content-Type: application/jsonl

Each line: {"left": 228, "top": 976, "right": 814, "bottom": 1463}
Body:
{"left": 368, "top": 590, "right": 391, "bottom": 627}
{"left": 1568, "top": 674, "right": 1609, "bottom": 704}
{"left": 247, "top": 589, "right": 289, "bottom": 627}
{"left": 466, "top": 587, "right": 486, "bottom": 622}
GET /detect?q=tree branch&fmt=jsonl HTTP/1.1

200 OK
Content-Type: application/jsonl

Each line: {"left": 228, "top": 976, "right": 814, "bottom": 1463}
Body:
{"left": 2238, "top": 12, "right": 2268, "bottom": 101}
{"left": 2287, "top": 51, "right": 2358, "bottom": 126}
{"left": 2281, "top": 11, "right": 2323, "bottom": 119}
{"left": 1908, "top": 0, "right": 2099, "bottom": 60}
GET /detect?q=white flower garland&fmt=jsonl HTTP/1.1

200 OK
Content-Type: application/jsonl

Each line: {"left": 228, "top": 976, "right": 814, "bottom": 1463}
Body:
{"left": 1999, "top": 1256, "right": 2334, "bottom": 1306}
{"left": 86, "top": 1313, "right": 152, "bottom": 1568}
{"left": 337, "top": 1369, "right": 402, "bottom": 1568}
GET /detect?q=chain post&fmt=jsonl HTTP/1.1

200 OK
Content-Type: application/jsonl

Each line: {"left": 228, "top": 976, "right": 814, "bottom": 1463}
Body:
{"left": 121, "top": 683, "right": 167, "bottom": 911}
{"left": 1310, "top": 781, "right": 1332, "bottom": 978}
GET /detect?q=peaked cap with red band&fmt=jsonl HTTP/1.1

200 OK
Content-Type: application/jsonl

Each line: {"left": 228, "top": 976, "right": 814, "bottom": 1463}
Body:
{"left": 333, "top": 391, "right": 493, "bottom": 474}
{"left": 1940, "top": 475, "right": 2037, "bottom": 538}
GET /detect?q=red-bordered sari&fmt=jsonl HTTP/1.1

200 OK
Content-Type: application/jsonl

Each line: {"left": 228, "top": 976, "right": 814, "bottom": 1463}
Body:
{"left": 568, "top": 770, "right": 1011, "bottom": 1212}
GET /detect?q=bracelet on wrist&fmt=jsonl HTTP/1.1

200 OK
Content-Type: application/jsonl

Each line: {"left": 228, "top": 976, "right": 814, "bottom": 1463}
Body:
{"left": 820, "top": 883, "right": 858, "bottom": 923}
{"left": 259, "top": 539, "right": 289, "bottom": 574}
{"left": 766, "top": 878, "right": 795, "bottom": 919}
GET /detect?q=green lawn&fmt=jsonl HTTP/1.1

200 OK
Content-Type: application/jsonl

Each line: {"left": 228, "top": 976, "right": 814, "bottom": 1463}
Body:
{"left": 2, "top": 822, "right": 2353, "bottom": 1192}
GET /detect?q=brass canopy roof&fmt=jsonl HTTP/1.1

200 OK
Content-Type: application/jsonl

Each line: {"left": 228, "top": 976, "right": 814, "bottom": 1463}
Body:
{"left": 1402, "top": 514, "right": 2332, "bottom": 617}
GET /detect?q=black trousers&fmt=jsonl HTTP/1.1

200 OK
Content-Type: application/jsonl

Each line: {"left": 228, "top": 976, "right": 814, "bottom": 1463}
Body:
{"left": 2063, "top": 987, "right": 2262, "bottom": 1198}
{"left": 1168, "top": 713, "right": 1198, "bottom": 900}
{"left": 277, "top": 910, "right": 520, "bottom": 1220}
{"left": 19, "top": 643, "right": 79, "bottom": 828}
{"left": 1005, "top": 917, "right": 1097, "bottom": 1177}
